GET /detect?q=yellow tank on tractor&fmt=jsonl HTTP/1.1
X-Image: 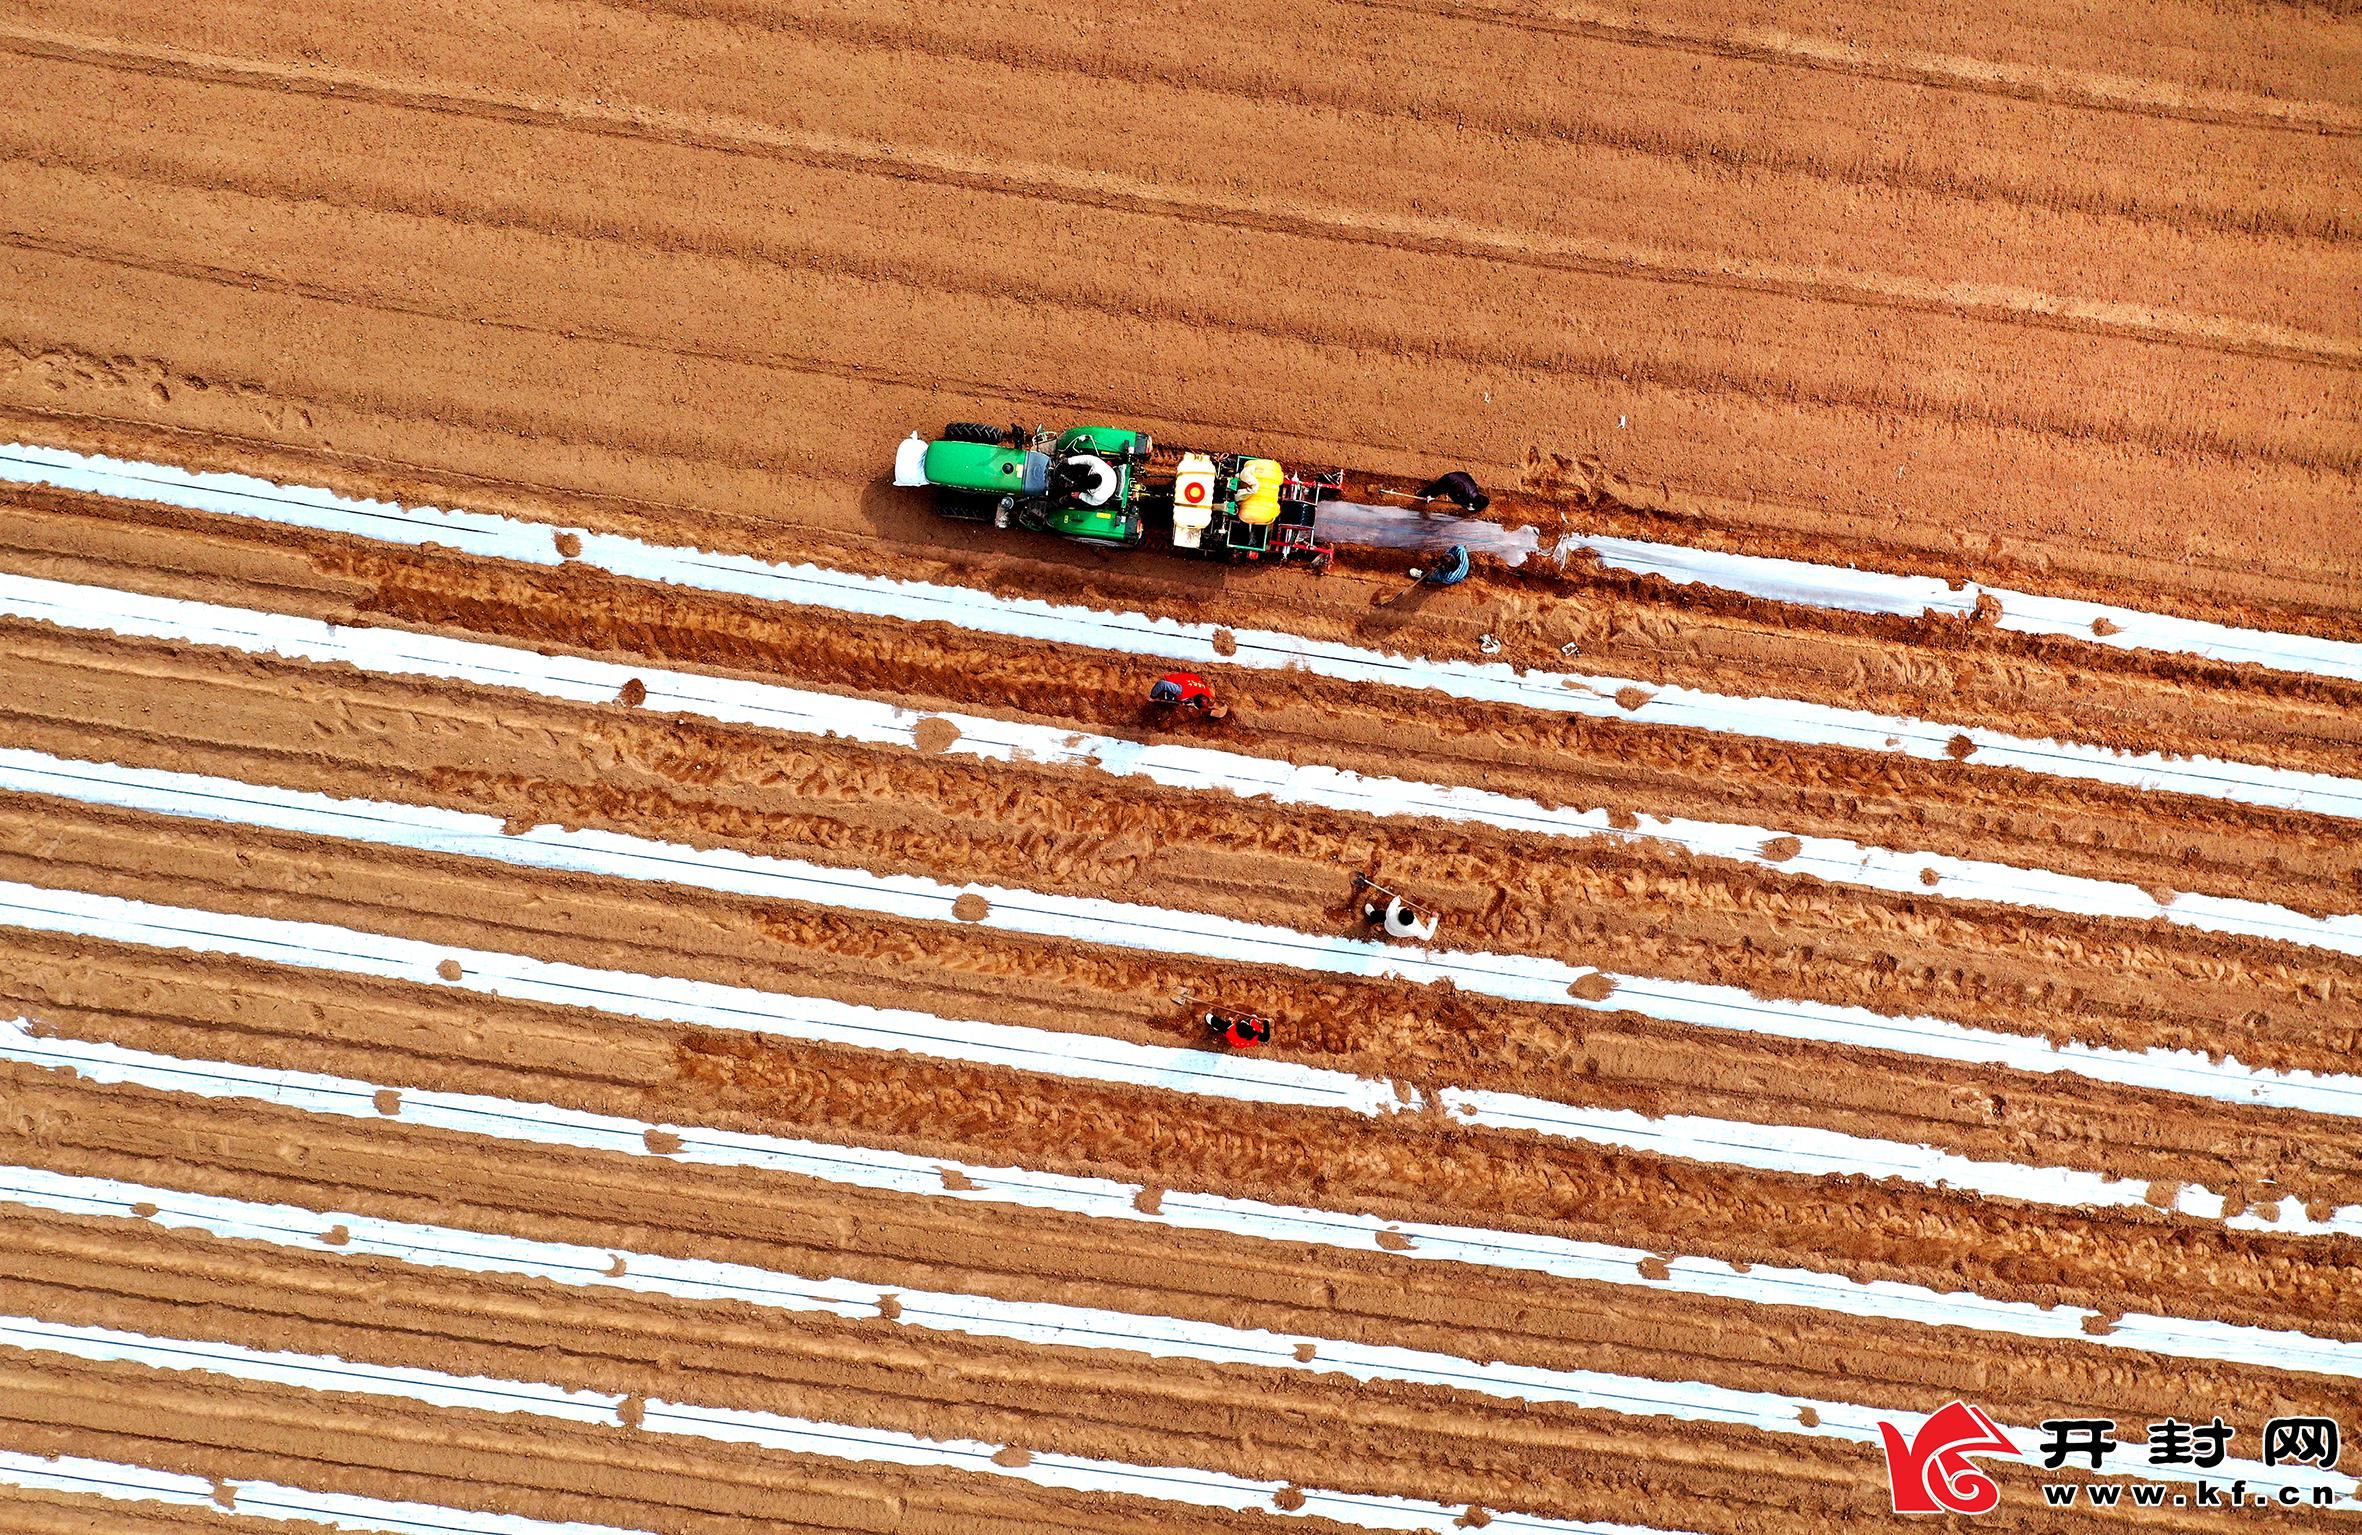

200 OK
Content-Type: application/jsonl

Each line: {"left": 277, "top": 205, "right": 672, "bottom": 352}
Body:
{"left": 894, "top": 421, "right": 1337, "bottom": 568}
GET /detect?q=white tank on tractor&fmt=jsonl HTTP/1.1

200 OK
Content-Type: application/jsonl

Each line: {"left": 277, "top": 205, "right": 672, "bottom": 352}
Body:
{"left": 1170, "top": 452, "right": 1218, "bottom": 549}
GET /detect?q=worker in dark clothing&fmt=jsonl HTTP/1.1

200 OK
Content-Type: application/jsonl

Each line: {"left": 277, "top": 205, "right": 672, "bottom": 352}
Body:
{"left": 1420, "top": 470, "right": 1490, "bottom": 514}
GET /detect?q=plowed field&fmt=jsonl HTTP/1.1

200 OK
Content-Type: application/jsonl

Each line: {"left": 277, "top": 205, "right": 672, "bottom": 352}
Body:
{"left": 1, "top": 1, "right": 2357, "bottom": 1531}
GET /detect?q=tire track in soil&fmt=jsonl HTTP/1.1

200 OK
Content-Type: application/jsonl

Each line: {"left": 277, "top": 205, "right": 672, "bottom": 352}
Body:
{"left": 5, "top": 27, "right": 2350, "bottom": 375}
{"left": 13, "top": 149, "right": 2350, "bottom": 483}
{"left": 18, "top": 11, "right": 2362, "bottom": 382}
{"left": 616, "top": 0, "right": 2362, "bottom": 242}
{"left": 10, "top": 167, "right": 2348, "bottom": 584}
{"left": 1355, "top": 0, "right": 2362, "bottom": 136}
{"left": 6, "top": 284, "right": 2353, "bottom": 642}
{"left": 14, "top": 0, "right": 2356, "bottom": 366}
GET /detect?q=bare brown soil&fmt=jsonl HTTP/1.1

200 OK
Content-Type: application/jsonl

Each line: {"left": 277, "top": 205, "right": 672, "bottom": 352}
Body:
{"left": 1, "top": 1, "right": 2357, "bottom": 1529}
{"left": 0, "top": 0, "right": 2357, "bottom": 635}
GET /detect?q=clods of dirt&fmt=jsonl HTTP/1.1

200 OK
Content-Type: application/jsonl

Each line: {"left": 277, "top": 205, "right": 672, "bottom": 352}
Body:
{"left": 1605, "top": 807, "right": 1639, "bottom": 830}
{"left": 940, "top": 1166, "right": 979, "bottom": 1191}
{"left": 2091, "top": 616, "right": 2122, "bottom": 637}
{"left": 952, "top": 892, "right": 990, "bottom": 922}
{"left": 1211, "top": 627, "right": 1238, "bottom": 657}
{"left": 1637, "top": 1256, "right": 1672, "bottom": 1281}
{"left": 643, "top": 1128, "right": 683, "bottom": 1155}
{"left": 913, "top": 716, "right": 961, "bottom": 755}
{"left": 992, "top": 1446, "right": 1033, "bottom": 1468}
{"left": 373, "top": 1088, "right": 402, "bottom": 1116}
{"left": 1274, "top": 1486, "right": 1307, "bottom": 1512}
{"left": 131, "top": 1202, "right": 160, "bottom": 1217}
{"left": 1456, "top": 1508, "right": 1493, "bottom": 1529}
{"left": 1797, "top": 1406, "right": 1821, "bottom": 1427}
{"left": 1375, "top": 1229, "right": 1415, "bottom": 1252}
{"left": 1567, "top": 972, "right": 1617, "bottom": 1002}
{"left": 1613, "top": 686, "right": 1653, "bottom": 711}
{"left": 552, "top": 530, "right": 582, "bottom": 558}
{"left": 616, "top": 1394, "right": 645, "bottom": 1428}
{"left": 1758, "top": 835, "right": 1802, "bottom": 862}
{"left": 436, "top": 959, "right": 462, "bottom": 982}
{"left": 616, "top": 677, "right": 647, "bottom": 707}
{"left": 605, "top": 1254, "right": 628, "bottom": 1277}
{"left": 321, "top": 1224, "right": 350, "bottom": 1246}
{"left": 1919, "top": 867, "right": 1941, "bottom": 886}
{"left": 1132, "top": 1186, "right": 1164, "bottom": 1215}
{"left": 1294, "top": 1342, "right": 1317, "bottom": 1362}
{"left": 877, "top": 1293, "right": 901, "bottom": 1320}
{"left": 1945, "top": 733, "right": 1976, "bottom": 760}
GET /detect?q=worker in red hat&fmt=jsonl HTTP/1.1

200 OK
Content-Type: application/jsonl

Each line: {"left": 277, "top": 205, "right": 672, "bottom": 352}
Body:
{"left": 1206, "top": 1010, "right": 1272, "bottom": 1048}
{"left": 1149, "top": 671, "right": 1229, "bottom": 719}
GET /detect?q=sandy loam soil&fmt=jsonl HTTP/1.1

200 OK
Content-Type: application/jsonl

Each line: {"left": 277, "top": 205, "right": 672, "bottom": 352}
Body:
{"left": 0, "top": 0, "right": 2358, "bottom": 1531}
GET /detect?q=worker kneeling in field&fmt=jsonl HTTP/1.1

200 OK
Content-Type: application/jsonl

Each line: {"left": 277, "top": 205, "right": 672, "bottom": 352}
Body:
{"left": 1206, "top": 1010, "right": 1273, "bottom": 1049}
{"left": 1149, "top": 671, "right": 1229, "bottom": 720}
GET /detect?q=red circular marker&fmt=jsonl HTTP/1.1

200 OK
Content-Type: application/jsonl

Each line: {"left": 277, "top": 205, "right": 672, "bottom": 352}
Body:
{"left": 1183, "top": 482, "right": 1206, "bottom": 503}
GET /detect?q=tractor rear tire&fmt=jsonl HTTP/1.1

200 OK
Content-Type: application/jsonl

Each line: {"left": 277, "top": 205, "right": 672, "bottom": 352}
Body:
{"left": 944, "top": 421, "right": 1004, "bottom": 444}
{"left": 934, "top": 491, "right": 998, "bottom": 522}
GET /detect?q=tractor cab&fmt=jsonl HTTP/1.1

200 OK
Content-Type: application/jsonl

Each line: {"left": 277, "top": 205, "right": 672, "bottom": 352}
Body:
{"left": 899, "top": 418, "right": 1333, "bottom": 565}
{"left": 898, "top": 421, "right": 1150, "bottom": 545}
{"left": 1030, "top": 425, "right": 1150, "bottom": 544}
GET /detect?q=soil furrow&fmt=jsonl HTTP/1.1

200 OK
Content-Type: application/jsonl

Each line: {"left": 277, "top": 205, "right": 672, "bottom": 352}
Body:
{"left": 10, "top": 917, "right": 2360, "bottom": 1341}
{"left": 5, "top": 617, "right": 2356, "bottom": 1084}
{"left": 7, "top": 24, "right": 2351, "bottom": 374}
{"left": 5, "top": 783, "right": 2359, "bottom": 1217}
{"left": 4, "top": 1069, "right": 2355, "bottom": 1436}
{"left": 0, "top": 1208, "right": 1955, "bottom": 1531}
{"left": 9, "top": 140, "right": 2352, "bottom": 482}
{"left": 1359, "top": 0, "right": 2360, "bottom": 134}
{"left": 0, "top": 1353, "right": 1197, "bottom": 1535}
{"left": 5, "top": 491, "right": 2359, "bottom": 927}
{"left": 12, "top": 460, "right": 2362, "bottom": 780}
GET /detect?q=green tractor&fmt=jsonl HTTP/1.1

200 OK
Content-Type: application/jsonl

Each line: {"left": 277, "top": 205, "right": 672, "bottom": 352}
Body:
{"left": 894, "top": 420, "right": 1336, "bottom": 567}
